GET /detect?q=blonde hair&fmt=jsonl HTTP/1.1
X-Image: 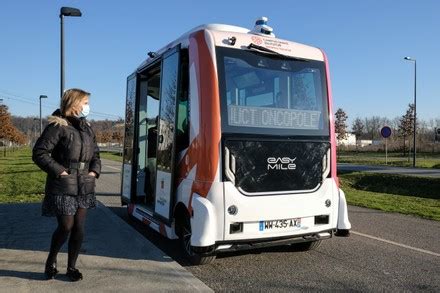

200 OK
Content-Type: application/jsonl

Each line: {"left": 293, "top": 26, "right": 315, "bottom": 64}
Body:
{"left": 60, "top": 88, "right": 90, "bottom": 117}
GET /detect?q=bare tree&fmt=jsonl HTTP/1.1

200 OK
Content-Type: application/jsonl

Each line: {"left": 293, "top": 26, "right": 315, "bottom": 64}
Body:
{"left": 112, "top": 130, "right": 123, "bottom": 145}
{"left": 364, "top": 116, "right": 381, "bottom": 141}
{"left": 100, "top": 131, "right": 113, "bottom": 145}
{"left": 0, "top": 105, "right": 27, "bottom": 155}
{"left": 380, "top": 117, "right": 392, "bottom": 128}
{"left": 390, "top": 117, "right": 401, "bottom": 133}
{"left": 351, "top": 117, "right": 364, "bottom": 143}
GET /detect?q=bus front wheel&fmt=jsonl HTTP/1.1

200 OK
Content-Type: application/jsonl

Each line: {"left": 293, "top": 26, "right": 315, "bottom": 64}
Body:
{"left": 178, "top": 215, "right": 216, "bottom": 265}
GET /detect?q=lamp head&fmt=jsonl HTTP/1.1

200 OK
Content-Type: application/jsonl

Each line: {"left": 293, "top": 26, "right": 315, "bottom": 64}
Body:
{"left": 39, "top": 95, "right": 48, "bottom": 99}
{"left": 60, "top": 7, "right": 82, "bottom": 17}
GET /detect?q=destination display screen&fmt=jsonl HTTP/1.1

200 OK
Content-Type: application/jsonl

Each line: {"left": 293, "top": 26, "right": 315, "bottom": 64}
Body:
{"left": 228, "top": 105, "right": 321, "bottom": 130}
{"left": 217, "top": 47, "right": 330, "bottom": 136}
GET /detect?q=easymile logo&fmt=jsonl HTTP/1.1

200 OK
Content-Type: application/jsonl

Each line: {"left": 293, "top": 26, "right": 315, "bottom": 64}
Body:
{"left": 267, "top": 157, "right": 297, "bottom": 170}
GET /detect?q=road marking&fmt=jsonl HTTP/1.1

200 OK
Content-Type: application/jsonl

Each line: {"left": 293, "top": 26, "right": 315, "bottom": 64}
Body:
{"left": 352, "top": 231, "right": 440, "bottom": 257}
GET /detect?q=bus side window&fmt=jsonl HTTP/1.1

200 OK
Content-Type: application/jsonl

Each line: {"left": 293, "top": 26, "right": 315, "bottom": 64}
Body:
{"left": 176, "top": 49, "right": 189, "bottom": 153}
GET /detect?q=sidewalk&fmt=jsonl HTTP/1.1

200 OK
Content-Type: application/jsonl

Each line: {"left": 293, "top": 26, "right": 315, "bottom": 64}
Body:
{"left": 0, "top": 202, "right": 212, "bottom": 292}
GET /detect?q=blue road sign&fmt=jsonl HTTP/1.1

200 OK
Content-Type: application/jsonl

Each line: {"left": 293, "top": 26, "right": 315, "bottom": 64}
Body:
{"left": 381, "top": 126, "right": 392, "bottom": 138}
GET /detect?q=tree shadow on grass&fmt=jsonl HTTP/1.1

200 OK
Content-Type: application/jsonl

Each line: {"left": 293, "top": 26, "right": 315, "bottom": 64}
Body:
{"left": 0, "top": 155, "right": 32, "bottom": 160}
{"left": 348, "top": 174, "right": 440, "bottom": 200}
{"left": 3, "top": 162, "right": 37, "bottom": 166}
{"left": 0, "top": 170, "right": 43, "bottom": 175}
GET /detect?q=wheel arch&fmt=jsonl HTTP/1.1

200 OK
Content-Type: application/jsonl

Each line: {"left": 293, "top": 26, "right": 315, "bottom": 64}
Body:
{"left": 174, "top": 201, "right": 190, "bottom": 237}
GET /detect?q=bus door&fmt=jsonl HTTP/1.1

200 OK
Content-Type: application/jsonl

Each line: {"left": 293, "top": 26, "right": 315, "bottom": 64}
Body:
{"left": 143, "top": 69, "right": 161, "bottom": 207}
{"left": 135, "top": 79, "right": 148, "bottom": 202}
{"left": 154, "top": 46, "right": 181, "bottom": 222}
{"left": 121, "top": 73, "right": 137, "bottom": 204}
{"left": 133, "top": 67, "right": 161, "bottom": 209}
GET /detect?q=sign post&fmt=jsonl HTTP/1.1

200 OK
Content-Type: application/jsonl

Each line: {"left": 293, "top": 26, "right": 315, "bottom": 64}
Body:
{"left": 381, "top": 126, "right": 392, "bottom": 165}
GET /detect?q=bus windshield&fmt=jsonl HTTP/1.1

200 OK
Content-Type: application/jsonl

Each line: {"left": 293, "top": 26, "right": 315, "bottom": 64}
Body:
{"left": 216, "top": 47, "right": 330, "bottom": 137}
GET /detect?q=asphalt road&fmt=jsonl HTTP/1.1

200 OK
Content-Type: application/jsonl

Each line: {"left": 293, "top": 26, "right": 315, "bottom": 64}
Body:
{"left": 97, "top": 159, "right": 440, "bottom": 292}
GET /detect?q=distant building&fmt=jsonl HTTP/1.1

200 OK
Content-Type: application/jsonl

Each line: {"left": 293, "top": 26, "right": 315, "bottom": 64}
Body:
{"left": 358, "top": 140, "right": 373, "bottom": 147}
{"left": 337, "top": 133, "right": 356, "bottom": 146}
{"left": 0, "top": 139, "right": 13, "bottom": 147}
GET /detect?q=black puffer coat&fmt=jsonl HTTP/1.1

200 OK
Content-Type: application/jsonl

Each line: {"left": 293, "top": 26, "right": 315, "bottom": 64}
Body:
{"left": 32, "top": 110, "right": 101, "bottom": 196}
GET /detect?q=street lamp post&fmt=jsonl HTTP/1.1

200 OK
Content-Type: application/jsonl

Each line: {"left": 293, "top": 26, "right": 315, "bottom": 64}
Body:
{"left": 404, "top": 56, "right": 417, "bottom": 168}
{"left": 60, "top": 7, "right": 82, "bottom": 99}
{"left": 39, "top": 95, "right": 48, "bottom": 135}
{"left": 33, "top": 117, "right": 39, "bottom": 147}
{"left": 0, "top": 99, "right": 3, "bottom": 155}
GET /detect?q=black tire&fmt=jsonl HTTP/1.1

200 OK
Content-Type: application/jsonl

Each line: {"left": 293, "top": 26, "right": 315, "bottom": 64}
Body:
{"left": 178, "top": 215, "right": 216, "bottom": 265}
{"left": 291, "top": 240, "right": 322, "bottom": 251}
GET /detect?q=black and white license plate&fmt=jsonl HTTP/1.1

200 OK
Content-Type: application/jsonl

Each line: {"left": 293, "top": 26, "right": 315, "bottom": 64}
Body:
{"left": 259, "top": 218, "right": 301, "bottom": 231}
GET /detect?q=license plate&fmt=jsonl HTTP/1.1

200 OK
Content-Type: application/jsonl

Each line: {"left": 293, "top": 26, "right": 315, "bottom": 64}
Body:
{"left": 259, "top": 218, "right": 301, "bottom": 231}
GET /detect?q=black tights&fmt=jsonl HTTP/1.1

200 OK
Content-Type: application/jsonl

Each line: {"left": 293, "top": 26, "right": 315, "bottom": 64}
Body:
{"left": 46, "top": 208, "right": 87, "bottom": 269}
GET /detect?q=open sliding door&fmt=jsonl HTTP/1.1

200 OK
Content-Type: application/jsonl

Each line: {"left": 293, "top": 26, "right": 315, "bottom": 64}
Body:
{"left": 121, "top": 73, "right": 137, "bottom": 204}
{"left": 154, "top": 46, "right": 181, "bottom": 222}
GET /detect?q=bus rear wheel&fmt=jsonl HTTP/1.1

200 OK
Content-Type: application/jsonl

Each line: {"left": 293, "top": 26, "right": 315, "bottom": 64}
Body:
{"left": 178, "top": 215, "right": 216, "bottom": 265}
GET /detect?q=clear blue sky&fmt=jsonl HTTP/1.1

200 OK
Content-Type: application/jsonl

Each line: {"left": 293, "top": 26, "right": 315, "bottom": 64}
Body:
{"left": 1, "top": 0, "right": 439, "bottom": 126}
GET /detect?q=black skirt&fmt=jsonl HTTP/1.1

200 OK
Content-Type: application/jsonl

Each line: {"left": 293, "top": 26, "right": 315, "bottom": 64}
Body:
{"left": 42, "top": 193, "right": 96, "bottom": 217}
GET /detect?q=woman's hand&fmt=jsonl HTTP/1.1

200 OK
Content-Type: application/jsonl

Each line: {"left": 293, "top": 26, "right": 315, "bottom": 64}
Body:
{"left": 60, "top": 171, "right": 69, "bottom": 176}
{"left": 88, "top": 171, "right": 97, "bottom": 177}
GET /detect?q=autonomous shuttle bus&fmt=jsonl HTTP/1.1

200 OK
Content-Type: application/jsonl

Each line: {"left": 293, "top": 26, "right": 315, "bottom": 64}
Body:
{"left": 121, "top": 18, "right": 351, "bottom": 264}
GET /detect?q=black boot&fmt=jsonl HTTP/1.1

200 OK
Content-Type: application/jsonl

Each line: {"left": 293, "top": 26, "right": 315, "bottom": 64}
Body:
{"left": 44, "top": 262, "right": 58, "bottom": 280}
{"left": 66, "top": 267, "right": 83, "bottom": 281}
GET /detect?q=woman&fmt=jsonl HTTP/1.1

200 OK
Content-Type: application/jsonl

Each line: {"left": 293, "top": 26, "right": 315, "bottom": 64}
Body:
{"left": 33, "top": 88, "right": 101, "bottom": 281}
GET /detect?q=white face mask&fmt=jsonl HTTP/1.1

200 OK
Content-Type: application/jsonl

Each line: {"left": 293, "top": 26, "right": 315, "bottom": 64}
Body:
{"left": 77, "top": 104, "right": 90, "bottom": 118}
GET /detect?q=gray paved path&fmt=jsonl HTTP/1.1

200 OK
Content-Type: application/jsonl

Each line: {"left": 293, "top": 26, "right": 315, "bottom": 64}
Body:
{"left": 0, "top": 187, "right": 211, "bottom": 292}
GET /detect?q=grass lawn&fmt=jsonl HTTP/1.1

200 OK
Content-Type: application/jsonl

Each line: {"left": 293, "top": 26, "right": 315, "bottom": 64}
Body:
{"left": 0, "top": 148, "right": 122, "bottom": 203}
{"left": 338, "top": 152, "right": 440, "bottom": 169}
{"left": 339, "top": 172, "right": 440, "bottom": 221}
{"left": 0, "top": 148, "right": 45, "bottom": 203}
{"left": 100, "top": 151, "right": 123, "bottom": 162}
{"left": 2, "top": 148, "right": 439, "bottom": 221}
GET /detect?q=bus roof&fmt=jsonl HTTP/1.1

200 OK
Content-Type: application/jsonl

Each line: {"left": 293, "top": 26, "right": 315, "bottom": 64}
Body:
{"left": 136, "top": 22, "right": 324, "bottom": 73}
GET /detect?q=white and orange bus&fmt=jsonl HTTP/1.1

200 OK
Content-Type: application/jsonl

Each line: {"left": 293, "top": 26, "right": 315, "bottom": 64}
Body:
{"left": 121, "top": 17, "right": 351, "bottom": 264}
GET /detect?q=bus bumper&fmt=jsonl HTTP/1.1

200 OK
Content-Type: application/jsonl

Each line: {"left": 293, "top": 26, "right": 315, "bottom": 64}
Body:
{"left": 214, "top": 230, "right": 333, "bottom": 253}
{"left": 191, "top": 194, "right": 217, "bottom": 247}
{"left": 335, "top": 188, "right": 351, "bottom": 236}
